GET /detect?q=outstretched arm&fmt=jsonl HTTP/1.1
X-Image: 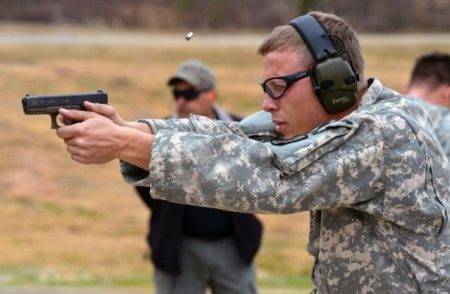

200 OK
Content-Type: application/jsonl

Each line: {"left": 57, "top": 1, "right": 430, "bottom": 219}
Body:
{"left": 123, "top": 115, "right": 385, "bottom": 214}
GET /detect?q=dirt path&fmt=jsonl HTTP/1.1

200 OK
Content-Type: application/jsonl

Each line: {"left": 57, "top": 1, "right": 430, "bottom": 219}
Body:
{"left": 0, "top": 29, "right": 449, "bottom": 47}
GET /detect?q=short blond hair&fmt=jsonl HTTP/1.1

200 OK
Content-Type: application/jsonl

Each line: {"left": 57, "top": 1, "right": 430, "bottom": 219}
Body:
{"left": 258, "top": 11, "right": 365, "bottom": 83}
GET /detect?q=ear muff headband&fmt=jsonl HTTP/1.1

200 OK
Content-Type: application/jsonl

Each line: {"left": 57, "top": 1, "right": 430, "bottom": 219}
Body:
{"left": 289, "top": 15, "right": 358, "bottom": 113}
{"left": 289, "top": 15, "right": 337, "bottom": 61}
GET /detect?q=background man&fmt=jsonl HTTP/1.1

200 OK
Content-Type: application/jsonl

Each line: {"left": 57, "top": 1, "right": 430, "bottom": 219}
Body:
{"left": 405, "top": 51, "right": 450, "bottom": 108}
{"left": 56, "top": 11, "right": 450, "bottom": 292}
{"left": 135, "top": 59, "right": 262, "bottom": 294}
{"left": 404, "top": 51, "right": 450, "bottom": 157}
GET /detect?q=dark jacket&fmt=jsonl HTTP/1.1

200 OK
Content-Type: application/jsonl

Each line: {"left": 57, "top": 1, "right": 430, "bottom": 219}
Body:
{"left": 136, "top": 186, "right": 263, "bottom": 275}
{"left": 136, "top": 106, "right": 263, "bottom": 275}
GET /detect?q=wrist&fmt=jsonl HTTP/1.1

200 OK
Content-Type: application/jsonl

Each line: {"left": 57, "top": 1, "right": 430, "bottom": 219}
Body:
{"left": 116, "top": 126, "right": 153, "bottom": 170}
{"left": 125, "top": 121, "right": 153, "bottom": 134}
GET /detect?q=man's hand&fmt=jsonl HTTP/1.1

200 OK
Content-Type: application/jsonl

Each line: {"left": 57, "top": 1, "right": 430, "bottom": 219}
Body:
{"left": 56, "top": 108, "right": 125, "bottom": 164}
{"left": 83, "top": 101, "right": 127, "bottom": 126}
{"left": 83, "top": 101, "right": 152, "bottom": 133}
{"left": 56, "top": 107, "right": 154, "bottom": 169}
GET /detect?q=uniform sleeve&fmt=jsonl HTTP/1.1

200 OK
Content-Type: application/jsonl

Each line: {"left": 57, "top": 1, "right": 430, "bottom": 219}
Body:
{"left": 140, "top": 118, "right": 193, "bottom": 134}
{"left": 143, "top": 111, "right": 277, "bottom": 139}
{"left": 141, "top": 115, "right": 243, "bottom": 135}
{"left": 123, "top": 114, "right": 385, "bottom": 214}
{"left": 120, "top": 115, "right": 245, "bottom": 185}
{"left": 435, "top": 115, "right": 450, "bottom": 160}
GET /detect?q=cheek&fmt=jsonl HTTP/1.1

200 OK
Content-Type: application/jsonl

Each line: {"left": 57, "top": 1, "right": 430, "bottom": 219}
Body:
{"left": 294, "top": 80, "right": 321, "bottom": 108}
{"left": 283, "top": 90, "right": 320, "bottom": 122}
{"left": 284, "top": 88, "right": 306, "bottom": 111}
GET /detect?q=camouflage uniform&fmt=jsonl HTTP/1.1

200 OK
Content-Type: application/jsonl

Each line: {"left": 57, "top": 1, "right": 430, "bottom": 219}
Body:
{"left": 410, "top": 96, "right": 450, "bottom": 159}
{"left": 121, "top": 79, "right": 450, "bottom": 293}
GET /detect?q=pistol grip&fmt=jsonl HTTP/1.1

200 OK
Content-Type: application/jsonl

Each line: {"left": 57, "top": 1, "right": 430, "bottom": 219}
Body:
{"left": 50, "top": 113, "right": 59, "bottom": 129}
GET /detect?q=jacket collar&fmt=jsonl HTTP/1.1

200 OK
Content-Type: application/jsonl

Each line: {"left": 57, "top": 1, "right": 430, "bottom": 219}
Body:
{"left": 358, "top": 78, "right": 384, "bottom": 108}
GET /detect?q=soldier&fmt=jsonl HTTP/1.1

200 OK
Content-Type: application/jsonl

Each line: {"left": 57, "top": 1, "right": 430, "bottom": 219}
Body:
{"left": 406, "top": 51, "right": 450, "bottom": 108}
{"left": 405, "top": 51, "right": 450, "bottom": 157}
{"left": 136, "top": 59, "right": 262, "bottom": 294}
{"left": 56, "top": 11, "right": 450, "bottom": 293}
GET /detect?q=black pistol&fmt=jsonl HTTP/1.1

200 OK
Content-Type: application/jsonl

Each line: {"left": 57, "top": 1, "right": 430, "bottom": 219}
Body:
{"left": 22, "top": 90, "right": 108, "bottom": 129}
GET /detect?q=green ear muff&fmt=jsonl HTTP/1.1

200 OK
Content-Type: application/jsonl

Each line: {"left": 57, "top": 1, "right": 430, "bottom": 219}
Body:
{"left": 289, "top": 15, "right": 358, "bottom": 113}
{"left": 312, "top": 57, "right": 357, "bottom": 112}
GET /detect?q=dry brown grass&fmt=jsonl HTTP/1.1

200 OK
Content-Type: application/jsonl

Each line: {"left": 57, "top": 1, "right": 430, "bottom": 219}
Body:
{"left": 0, "top": 26, "right": 449, "bottom": 291}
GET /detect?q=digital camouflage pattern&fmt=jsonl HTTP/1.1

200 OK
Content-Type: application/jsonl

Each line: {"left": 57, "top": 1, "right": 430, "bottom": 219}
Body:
{"left": 410, "top": 96, "right": 450, "bottom": 159}
{"left": 121, "top": 79, "right": 450, "bottom": 293}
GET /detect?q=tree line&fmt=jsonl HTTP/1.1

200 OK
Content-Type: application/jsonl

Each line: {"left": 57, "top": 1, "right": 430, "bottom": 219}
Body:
{"left": 0, "top": 0, "right": 448, "bottom": 32}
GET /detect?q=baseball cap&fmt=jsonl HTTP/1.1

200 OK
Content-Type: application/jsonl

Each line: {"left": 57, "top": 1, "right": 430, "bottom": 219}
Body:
{"left": 167, "top": 59, "right": 215, "bottom": 90}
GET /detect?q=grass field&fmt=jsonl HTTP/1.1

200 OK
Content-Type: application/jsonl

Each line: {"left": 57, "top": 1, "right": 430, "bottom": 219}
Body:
{"left": 0, "top": 24, "right": 449, "bottom": 292}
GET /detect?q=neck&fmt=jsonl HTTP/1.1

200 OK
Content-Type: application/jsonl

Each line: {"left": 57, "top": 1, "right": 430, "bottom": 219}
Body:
{"left": 203, "top": 107, "right": 216, "bottom": 119}
{"left": 406, "top": 87, "right": 429, "bottom": 99}
{"left": 406, "top": 85, "right": 449, "bottom": 107}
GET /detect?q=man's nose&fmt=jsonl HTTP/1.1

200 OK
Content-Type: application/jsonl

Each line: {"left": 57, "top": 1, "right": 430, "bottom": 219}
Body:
{"left": 262, "top": 95, "right": 279, "bottom": 112}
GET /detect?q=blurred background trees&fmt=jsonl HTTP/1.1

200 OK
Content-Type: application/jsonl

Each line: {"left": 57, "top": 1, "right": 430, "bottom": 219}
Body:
{"left": 0, "top": 0, "right": 448, "bottom": 32}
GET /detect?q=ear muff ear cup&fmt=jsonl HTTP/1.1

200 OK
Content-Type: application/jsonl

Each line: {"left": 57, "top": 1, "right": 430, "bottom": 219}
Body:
{"left": 311, "top": 57, "right": 357, "bottom": 112}
{"left": 289, "top": 15, "right": 358, "bottom": 113}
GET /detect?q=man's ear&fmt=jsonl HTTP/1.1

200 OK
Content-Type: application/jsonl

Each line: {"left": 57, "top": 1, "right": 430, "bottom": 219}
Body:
{"left": 206, "top": 90, "right": 217, "bottom": 103}
{"left": 429, "top": 85, "right": 450, "bottom": 108}
{"left": 444, "top": 85, "right": 450, "bottom": 108}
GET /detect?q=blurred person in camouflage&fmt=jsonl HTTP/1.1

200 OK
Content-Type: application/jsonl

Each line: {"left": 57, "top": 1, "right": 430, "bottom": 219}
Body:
{"left": 404, "top": 51, "right": 450, "bottom": 157}
{"left": 56, "top": 11, "right": 450, "bottom": 293}
{"left": 135, "top": 59, "right": 262, "bottom": 294}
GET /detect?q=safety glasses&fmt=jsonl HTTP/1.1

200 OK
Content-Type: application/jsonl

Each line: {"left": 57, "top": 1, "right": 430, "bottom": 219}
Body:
{"left": 172, "top": 88, "right": 205, "bottom": 101}
{"left": 260, "top": 70, "right": 311, "bottom": 99}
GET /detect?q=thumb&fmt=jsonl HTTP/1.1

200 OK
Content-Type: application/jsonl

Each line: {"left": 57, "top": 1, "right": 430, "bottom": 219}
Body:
{"left": 84, "top": 101, "right": 126, "bottom": 126}
{"left": 59, "top": 108, "right": 97, "bottom": 122}
{"left": 84, "top": 101, "right": 116, "bottom": 118}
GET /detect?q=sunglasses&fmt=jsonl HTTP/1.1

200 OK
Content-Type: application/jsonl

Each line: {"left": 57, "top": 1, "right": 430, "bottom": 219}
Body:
{"left": 260, "top": 70, "right": 311, "bottom": 100}
{"left": 172, "top": 88, "right": 205, "bottom": 101}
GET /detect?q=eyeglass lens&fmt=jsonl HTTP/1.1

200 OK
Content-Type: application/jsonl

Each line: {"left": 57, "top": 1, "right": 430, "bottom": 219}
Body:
{"left": 265, "top": 79, "right": 289, "bottom": 99}
{"left": 261, "top": 71, "right": 311, "bottom": 99}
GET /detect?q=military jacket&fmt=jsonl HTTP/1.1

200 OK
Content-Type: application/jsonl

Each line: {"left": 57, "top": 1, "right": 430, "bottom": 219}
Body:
{"left": 410, "top": 97, "right": 450, "bottom": 159}
{"left": 121, "top": 79, "right": 450, "bottom": 293}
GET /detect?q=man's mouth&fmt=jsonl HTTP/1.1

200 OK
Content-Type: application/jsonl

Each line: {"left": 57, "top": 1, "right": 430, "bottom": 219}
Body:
{"left": 272, "top": 119, "right": 285, "bottom": 126}
{"left": 272, "top": 119, "right": 286, "bottom": 132}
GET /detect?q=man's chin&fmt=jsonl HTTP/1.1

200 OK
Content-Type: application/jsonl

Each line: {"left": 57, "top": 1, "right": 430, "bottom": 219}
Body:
{"left": 276, "top": 124, "right": 290, "bottom": 139}
{"left": 279, "top": 129, "right": 302, "bottom": 140}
